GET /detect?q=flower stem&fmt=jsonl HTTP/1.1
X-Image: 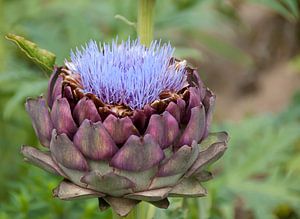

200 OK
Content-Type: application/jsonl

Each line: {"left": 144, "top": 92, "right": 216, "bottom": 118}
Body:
{"left": 0, "top": 0, "right": 5, "bottom": 71}
{"left": 137, "top": 0, "right": 156, "bottom": 46}
{"left": 112, "top": 202, "right": 155, "bottom": 219}
{"left": 112, "top": 207, "right": 137, "bottom": 219}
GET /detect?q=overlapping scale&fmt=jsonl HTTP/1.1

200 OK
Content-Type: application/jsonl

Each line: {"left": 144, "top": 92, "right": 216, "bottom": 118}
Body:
{"left": 22, "top": 62, "right": 228, "bottom": 217}
{"left": 73, "top": 97, "right": 101, "bottom": 125}
{"left": 110, "top": 134, "right": 165, "bottom": 171}
{"left": 50, "top": 130, "right": 89, "bottom": 171}
{"left": 177, "top": 105, "right": 206, "bottom": 147}
{"left": 145, "top": 111, "right": 179, "bottom": 148}
{"left": 103, "top": 115, "right": 139, "bottom": 145}
{"left": 25, "top": 97, "right": 53, "bottom": 147}
{"left": 73, "top": 119, "right": 118, "bottom": 160}
{"left": 51, "top": 98, "right": 77, "bottom": 138}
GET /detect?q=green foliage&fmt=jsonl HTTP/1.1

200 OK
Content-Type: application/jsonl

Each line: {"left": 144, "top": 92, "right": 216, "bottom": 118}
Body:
{"left": 0, "top": 169, "right": 113, "bottom": 219}
{"left": 250, "top": 0, "right": 299, "bottom": 21}
{"left": 290, "top": 54, "right": 300, "bottom": 72}
{"left": 208, "top": 114, "right": 300, "bottom": 219}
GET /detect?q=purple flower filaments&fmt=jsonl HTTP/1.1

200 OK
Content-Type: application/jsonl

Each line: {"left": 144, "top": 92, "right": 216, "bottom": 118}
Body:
{"left": 66, "top": 39, "right": 187, "bottom": 109}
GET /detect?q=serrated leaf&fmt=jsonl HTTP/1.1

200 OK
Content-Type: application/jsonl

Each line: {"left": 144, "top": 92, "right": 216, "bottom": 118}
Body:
{"left": 5, "top": 33, "right": 56, "bottom": 74}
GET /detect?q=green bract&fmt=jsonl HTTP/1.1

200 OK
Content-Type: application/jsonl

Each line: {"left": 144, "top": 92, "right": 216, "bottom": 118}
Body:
{"left": 6, "top": 34, "right": 56, "bottom": 73}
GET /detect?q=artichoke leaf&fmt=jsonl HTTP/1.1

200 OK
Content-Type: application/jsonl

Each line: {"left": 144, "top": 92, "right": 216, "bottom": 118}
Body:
{"left": 5, "top": 33, "right": 56, "bottom": 74}
{"left": 53, "top": 180, "right": 105, "bottom": 200}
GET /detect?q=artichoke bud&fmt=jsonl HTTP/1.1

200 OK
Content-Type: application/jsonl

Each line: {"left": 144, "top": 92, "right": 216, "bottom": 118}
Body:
{"left": 21, "top": 39, "right": 228, "bottom": 217}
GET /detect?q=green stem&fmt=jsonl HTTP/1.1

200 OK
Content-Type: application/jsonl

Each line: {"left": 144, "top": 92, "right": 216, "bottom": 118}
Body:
{"left": 112, "top": 206, "right": 137, "bottom": 219}
{"left": 137, "top": 0, "right": 156, "bottom": 46}
{"left": 0, "top": 0, "right": 5, "bottom": 71}
{"left": 112, "top": 202, "right": 155, "bottom": 219}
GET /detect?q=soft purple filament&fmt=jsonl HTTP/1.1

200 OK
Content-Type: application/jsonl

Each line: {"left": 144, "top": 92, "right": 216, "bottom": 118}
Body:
{"left": 67, "top": 38, "right": 186, "bottom": 109}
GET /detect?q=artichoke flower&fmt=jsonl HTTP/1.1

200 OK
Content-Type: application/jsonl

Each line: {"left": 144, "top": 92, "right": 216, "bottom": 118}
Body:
{"left": 21, "top": 39, "right": 228, "bottom": 217}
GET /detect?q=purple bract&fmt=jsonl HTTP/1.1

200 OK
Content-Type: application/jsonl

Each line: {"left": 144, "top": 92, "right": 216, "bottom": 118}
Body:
{"left": 21, "top": 39, "right": 228, "bottom": 217}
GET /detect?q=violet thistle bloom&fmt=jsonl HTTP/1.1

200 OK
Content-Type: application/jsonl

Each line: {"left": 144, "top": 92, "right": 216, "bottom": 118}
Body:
{"left": 67, "top": 39, "right": 187, "bottom": 110}
{"left": 21, "top": 39, "right": 228, "bottom": 217}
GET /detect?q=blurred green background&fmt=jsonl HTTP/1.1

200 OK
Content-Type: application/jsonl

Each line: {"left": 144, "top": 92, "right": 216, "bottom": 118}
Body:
{"left": 1, "top": 0, "right": 300, "bottom": 218}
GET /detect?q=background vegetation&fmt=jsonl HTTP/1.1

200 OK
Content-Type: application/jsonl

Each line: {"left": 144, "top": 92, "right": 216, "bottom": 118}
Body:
{"left": 1, "top": 0, "right": 300, "bottom": 218}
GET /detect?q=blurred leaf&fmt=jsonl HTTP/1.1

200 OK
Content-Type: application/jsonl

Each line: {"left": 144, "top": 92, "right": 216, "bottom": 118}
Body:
{"left": 3, "top": 80, "right": 47, "bottom": 119}
{"left": 172, "top": 0, "right": 199, "bottom": 9}
{"left": 174, "top": 47, "right": 203, "bottom": 60}
{"left": 285, "top": 0, "right": 299, "bottom": 18}
{"left": 289, "top": 54, "right": 300, "bottom": 72}
{"left": 286, "top": 153, "right": 300, "bottom": 175}
{"left": 206, "top": 112, "right": 300, "bottom": 219}
{"left": 251, "top": 0, "right": 299, "bottom": 21}
{"left": 5, "top": 33, "right": 56, "bottom": 74}
{"left": 195, "top": 31, "right": 253, "bottom": 66}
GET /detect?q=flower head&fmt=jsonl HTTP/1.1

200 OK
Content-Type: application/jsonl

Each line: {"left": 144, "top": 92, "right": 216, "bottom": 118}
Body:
{"left": 67, "top": 39, "right": 187, "bottom": 109}
{"left": 21, "top": 39, "right": 228, "bottom": 217}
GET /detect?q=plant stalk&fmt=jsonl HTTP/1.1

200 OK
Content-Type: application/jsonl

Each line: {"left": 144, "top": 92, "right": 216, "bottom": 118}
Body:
{"left": 137, "top": 0, "right": 155, "bottom": 46}
{"left": 0, "top": 0, "right": 5, "bottom": 71}
{"left": 112, "top": 206, "right": 137, "bottom": 219}
{"left": 112, "top": 202, "right": 155, "bottom": 219}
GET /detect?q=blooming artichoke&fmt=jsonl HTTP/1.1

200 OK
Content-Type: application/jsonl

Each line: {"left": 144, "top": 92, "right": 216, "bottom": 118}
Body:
{"left": 21, "top": 39, "right": 228, "bottom": 216}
